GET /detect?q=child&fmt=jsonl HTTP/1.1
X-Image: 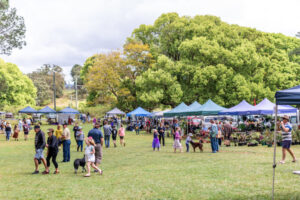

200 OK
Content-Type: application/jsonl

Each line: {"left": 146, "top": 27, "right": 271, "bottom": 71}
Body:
{"left": 186, "top": 133, "right": 193, "bottom": 152}
{"left": 118, "top": 124, "right": 125, "bottom": 147}
{"left": 84, "top": 137, "right": 103, "bottom": 177}
{"left": 112, "top": 126, "right": 118, "bottom": 148}
{"left": 76, "top": 126, "right": 84, "bottom": 152}
{"left": 173, "top": 127, "right": 182, "bottom": 153}
{"left": 13, "top": 125, "right": 20, "bottom": 141}
{"left": 152, "top": 129, "right": 160, "bottom": 151}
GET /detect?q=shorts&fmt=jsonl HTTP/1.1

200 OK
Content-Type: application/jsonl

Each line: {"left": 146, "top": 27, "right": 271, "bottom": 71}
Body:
{"left": 112, "top": 135, "right": 117, "bottom": 140}
{"left": 282, "top": 140, "right": 291, "bottom": 149}
{"left": 120, "top": 136, "right": 124, "bottom": 139}
{"left": 35, "top": 149, "right": 44, "bottom": 159}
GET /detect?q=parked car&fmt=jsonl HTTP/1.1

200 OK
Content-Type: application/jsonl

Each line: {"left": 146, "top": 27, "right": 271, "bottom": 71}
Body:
{"left": 5, "top": 113, "right": 13, "bottom": 118}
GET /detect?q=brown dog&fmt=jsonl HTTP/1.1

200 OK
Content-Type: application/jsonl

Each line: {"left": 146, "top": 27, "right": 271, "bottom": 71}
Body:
{"left": 190, "top": 140, "right": 203, "bottom": 152}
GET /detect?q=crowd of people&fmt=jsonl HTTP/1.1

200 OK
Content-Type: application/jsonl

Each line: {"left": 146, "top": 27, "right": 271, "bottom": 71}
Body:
{"left": 0, "top": 118, "right": 32, "bottom": 141}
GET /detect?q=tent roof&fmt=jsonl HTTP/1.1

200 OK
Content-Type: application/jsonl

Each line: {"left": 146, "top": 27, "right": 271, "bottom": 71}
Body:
{"left": 58, "top": 107, "right": 80, "bottom": 114}
{"left": 275, "top": 85, "right": 300, "bottom": 105}
{"left": 152, "top": 109, "right": 171, "bottom": 117}
{"left": 19, "top": 106, "right": 37, "bottom": 113}
{"left": 219, "top": 100, "right": 254, "bottom": 115}
{"left": 164, "top": 102, "right": 193, "bottom": 117}
{"left": 189, "top": 101, "right": 202, "bottom": 110}
{"left": 126, "top": 107, "right": 152, "bottom": 117}
{"left": 188, "top": 99, "right": 226, "bottom": 115}
{"left": 106, "top": 108, "right": 126, "bottom": 115}
{"left": 37, "top": 106, "right": 56, "bottom": 114}
{"left": 251, "top": 98, "right": 297, "bottom": 115}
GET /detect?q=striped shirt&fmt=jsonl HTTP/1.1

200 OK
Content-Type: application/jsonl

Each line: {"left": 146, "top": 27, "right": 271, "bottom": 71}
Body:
{"left": 281, "top": 122, "right": 292, "bottom": 141}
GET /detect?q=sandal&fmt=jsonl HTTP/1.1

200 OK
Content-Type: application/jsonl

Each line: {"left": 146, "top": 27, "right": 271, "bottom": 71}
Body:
{"left": 84, "top": 174, "right": 90, "bottom": 177}
{"left": 54, "top": 171, "right": 60, "bottom": 174}
{"left": 279, "top": 161, "right": 285, "bottom": 164}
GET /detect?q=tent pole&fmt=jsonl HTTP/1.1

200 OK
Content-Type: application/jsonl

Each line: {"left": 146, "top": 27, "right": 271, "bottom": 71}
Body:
{"left": 272, "top": 105, "right": 278, "bottom": 200}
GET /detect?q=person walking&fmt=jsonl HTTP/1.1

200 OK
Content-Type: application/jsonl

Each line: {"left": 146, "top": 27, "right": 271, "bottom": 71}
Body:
{"left": 173, "top": 127, "right": 182, "bottom": 153}
{"left": 209, "top": 120, "right": 219, "bottom": 153}
{"left": 279, "top": 115, "right": 297, "bottom": 164}
{"left": 84, "top": 137, "right": 103, "bottom": 177}
{"left": 5, "top": 122, "right": 12, "bottom": 141}
{"left": 152, "top": 129, "right": 160, "bottom": 151}
{"left": 61, "top": 124, "right": 71, "bottom": 162}
{"left": 23, "top": 122, "right": 29, "bottom": 141}
{"left": 32, "top": 125, "right": 47, "bottom": 174}
{"left": 44, "top": 128, "right": 59, "bottom": 174}
{"left": 111, "top": 126, "right": 118, "bottom": 148}
{"left": 135, "top": 121, "right": 140, "bottom": 135}
{"left": 103, "top": 121, "right": 112, "bottom": 148}
{"left": 88, "top": 122, "right": 104, "bottom": 171}
{"left": 76, "top": 126, "right": 84, "bottom": 152}
{"left": 158, "top": 123, "right": 165, "bottom": 146}
{"left": 13, "top": 125, "right": 19, "bottom": 141}
{"left": 185, "top": 133, "right": 193, "bottom": 152}
{"left": 73, "top": 122, "right": 79, "bottom": 150}
{"left": 55, "top": 124, "right": 63, "bottom": 147}
{"left": 18, "top": 119, "right": 23, "bottom": 132}
{"left": 118, "top": 124, "right": 125, "bottom": 147}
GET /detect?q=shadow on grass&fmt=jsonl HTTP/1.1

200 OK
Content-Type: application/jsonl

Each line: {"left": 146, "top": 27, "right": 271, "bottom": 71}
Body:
{"left": 229, "top": 192, "right": 300, "bottom": 200}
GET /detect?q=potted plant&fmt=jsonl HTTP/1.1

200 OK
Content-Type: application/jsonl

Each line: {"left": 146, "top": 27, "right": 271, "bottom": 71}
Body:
{"left": 248, "top": 140, "right": 259, "bottom": 147}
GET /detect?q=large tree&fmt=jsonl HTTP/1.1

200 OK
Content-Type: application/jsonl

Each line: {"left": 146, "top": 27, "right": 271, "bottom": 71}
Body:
{"left": 0, "top": 0, "right": 26, "bottom": 55}
{"left": 28, "top": 65, "right": 65, "bottom": 106}
{"left": 0, "top": 59, "right": 36, "bottom": 107}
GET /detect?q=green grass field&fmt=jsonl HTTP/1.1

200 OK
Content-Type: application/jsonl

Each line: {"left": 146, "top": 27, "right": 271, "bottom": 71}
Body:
{"left": 1, "top": 124, "right": 300, "bottom": 200}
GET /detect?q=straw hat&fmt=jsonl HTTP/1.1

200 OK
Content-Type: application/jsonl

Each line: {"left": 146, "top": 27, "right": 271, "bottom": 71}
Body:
{"left": 282, "top": 115, "right": 289, "bottom": 121}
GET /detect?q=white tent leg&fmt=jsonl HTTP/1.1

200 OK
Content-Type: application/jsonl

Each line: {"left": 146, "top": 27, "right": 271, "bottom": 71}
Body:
{"left": 272, "top": 105, "right": 278, "bottom": 200}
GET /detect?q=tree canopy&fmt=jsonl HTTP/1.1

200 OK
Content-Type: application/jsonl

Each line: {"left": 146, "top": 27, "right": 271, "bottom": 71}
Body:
{"left": 0, "top": 59, "right": 36, "bottom": 107}
{"left": 0, "top": 0, "right": 26, "bottom": 55}
{"left": 81, "top": 13, "right": 300, "bottom": 110}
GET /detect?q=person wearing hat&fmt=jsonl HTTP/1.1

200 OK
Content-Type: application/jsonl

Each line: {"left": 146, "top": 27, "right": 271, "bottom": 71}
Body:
{"left": 185, "top": 133, "right": 193, "bottom": 152}
{"left": 76, "top": 126, "right": 84, "bottom": 152}
{"left": 32, "top": 125, "right": 47, "bottom": 174}
{"left": 279, "top": 115, "right": 297, "bottom": 164}
{"left": 44, "top": 128, "right": 59, "bottom": 174}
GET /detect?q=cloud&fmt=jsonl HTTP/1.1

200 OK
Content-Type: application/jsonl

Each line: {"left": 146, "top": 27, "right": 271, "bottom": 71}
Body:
{"left": 1, "top": 0, "right": 299, "bottom": 82}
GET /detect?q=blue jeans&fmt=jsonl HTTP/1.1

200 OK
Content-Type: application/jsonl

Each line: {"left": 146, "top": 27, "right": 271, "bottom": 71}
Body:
{"left": 135, "top": 129, "right": 140, "bottom": 135}
{"left": 210, "top": 137, "right": 219, "bottom": 153}
{"left": 77, "top": 140, "right": 83, "bottom": 152}
{"left": 104, "top": 135, "right": 110, "bottom": 148}
{"left": 186, "top": 143, "right": 189, "bottom": 152}
{"left": 6, "top": 131, "right": 11, "bottom": 141}
{"left": 63, "top": 140, "right": 71, "bottom": 161}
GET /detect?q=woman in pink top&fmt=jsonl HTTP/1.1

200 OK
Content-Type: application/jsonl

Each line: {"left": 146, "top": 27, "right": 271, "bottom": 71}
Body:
{"left": 118, "top": 124, "right": 125, "bottom": 147}
{"left": 173, "top": 127, "right": 182, "bottom": 153}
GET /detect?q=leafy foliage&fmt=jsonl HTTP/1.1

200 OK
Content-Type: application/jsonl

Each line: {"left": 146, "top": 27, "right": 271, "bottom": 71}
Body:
{"left": 0, "top": 1, "right": 26, "bottom": 55}
{"left": 0, "top": 59, "right": 36, "bottom": 107}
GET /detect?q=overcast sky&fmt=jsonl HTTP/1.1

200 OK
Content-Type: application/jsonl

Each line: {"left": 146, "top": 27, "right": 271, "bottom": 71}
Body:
{"left": 2, "top": 0, "right": 300, "bottom": 82}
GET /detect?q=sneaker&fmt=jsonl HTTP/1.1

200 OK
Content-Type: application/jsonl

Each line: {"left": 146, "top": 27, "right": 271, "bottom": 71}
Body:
{"left": 32, "top": 170, "right": 39, "bottom": 174}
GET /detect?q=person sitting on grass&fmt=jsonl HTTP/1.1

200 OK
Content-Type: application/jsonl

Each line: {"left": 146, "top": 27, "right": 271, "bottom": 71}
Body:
{"left": 32, "top": 125, "right": 47, "bottom": 174}
{"left": 152, "top": 129, "right": 160, "bottom": 151}
{"left": 84, "top": 137, "right": 103, "bottom": 177}
{"left": 279, "top": 115, "right": 297, "bottom": 164}
{"left": 76, "top": 126, "right": 84, "bottom": 152}
{"left": 112, "top": 126, "right": 118, "bottom": 148}
{"left": 44, "top": 128, "right": 59, "bottom": 174}
{"left": 173, "top": 127, "right": 182, "bottom": 153}
{"left": 118, "top": 124, "right": 125, "bottom": 147}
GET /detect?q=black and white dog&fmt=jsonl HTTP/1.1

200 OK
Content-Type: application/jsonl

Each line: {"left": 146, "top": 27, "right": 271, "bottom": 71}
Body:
{"left": 73, "top": 156, "right": 86, "bottom": 174}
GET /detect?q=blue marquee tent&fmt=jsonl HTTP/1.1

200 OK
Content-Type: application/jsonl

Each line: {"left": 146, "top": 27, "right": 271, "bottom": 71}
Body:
{"left": 219, "top": 100, "right": 255, "bottom": 115}
{"left": 126, "top": 107, "right": 152, "bottom": 117}
{"left": 37, "top": 106, "right": 56, "bottom": 114}
{"left": 250, "top": 98, "right": 297, "bottom": 115}
{"left": 275, "top": 85, "right": 300, "bottom": 105}
{"left": 18, "top": 106, "right": 37, "bottom": 113}
{"left": 58, "top": 107, "right": 80, "bottom": 114}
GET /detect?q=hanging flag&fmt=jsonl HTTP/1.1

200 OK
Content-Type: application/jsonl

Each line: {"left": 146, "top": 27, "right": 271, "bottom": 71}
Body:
{"left": 253, "top": 98, "right": 256, "bottom": 106}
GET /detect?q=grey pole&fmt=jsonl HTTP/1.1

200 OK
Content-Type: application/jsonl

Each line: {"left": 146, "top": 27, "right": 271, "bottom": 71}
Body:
{"left": 53, "top": 71, "right": 56, "bottom": 111}
{"left": 75, "top": 76, "right": 78, "bottom": 109}
{"left": 272, "top": 105, "right": 278, "bottom": 200}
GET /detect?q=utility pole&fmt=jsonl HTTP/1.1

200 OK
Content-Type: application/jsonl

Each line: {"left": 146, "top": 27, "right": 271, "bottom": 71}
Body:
{"left": 75, "top": 76, "right": 78, "bottom": 109}
{"left": 53, "top": 71, "right": 56, "bottom": 111}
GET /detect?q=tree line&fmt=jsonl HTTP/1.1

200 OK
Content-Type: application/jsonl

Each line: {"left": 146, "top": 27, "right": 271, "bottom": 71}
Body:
{"left": 80, "top": 13, "right": 300, "bottom": 111}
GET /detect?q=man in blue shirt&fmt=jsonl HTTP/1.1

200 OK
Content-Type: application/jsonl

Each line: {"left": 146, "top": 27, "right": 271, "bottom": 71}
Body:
{"left": 279, "top": 115, "right": 296, "bottom": 164}
{"left": 88, "top": 122, "right": 104, "bottom": 170}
